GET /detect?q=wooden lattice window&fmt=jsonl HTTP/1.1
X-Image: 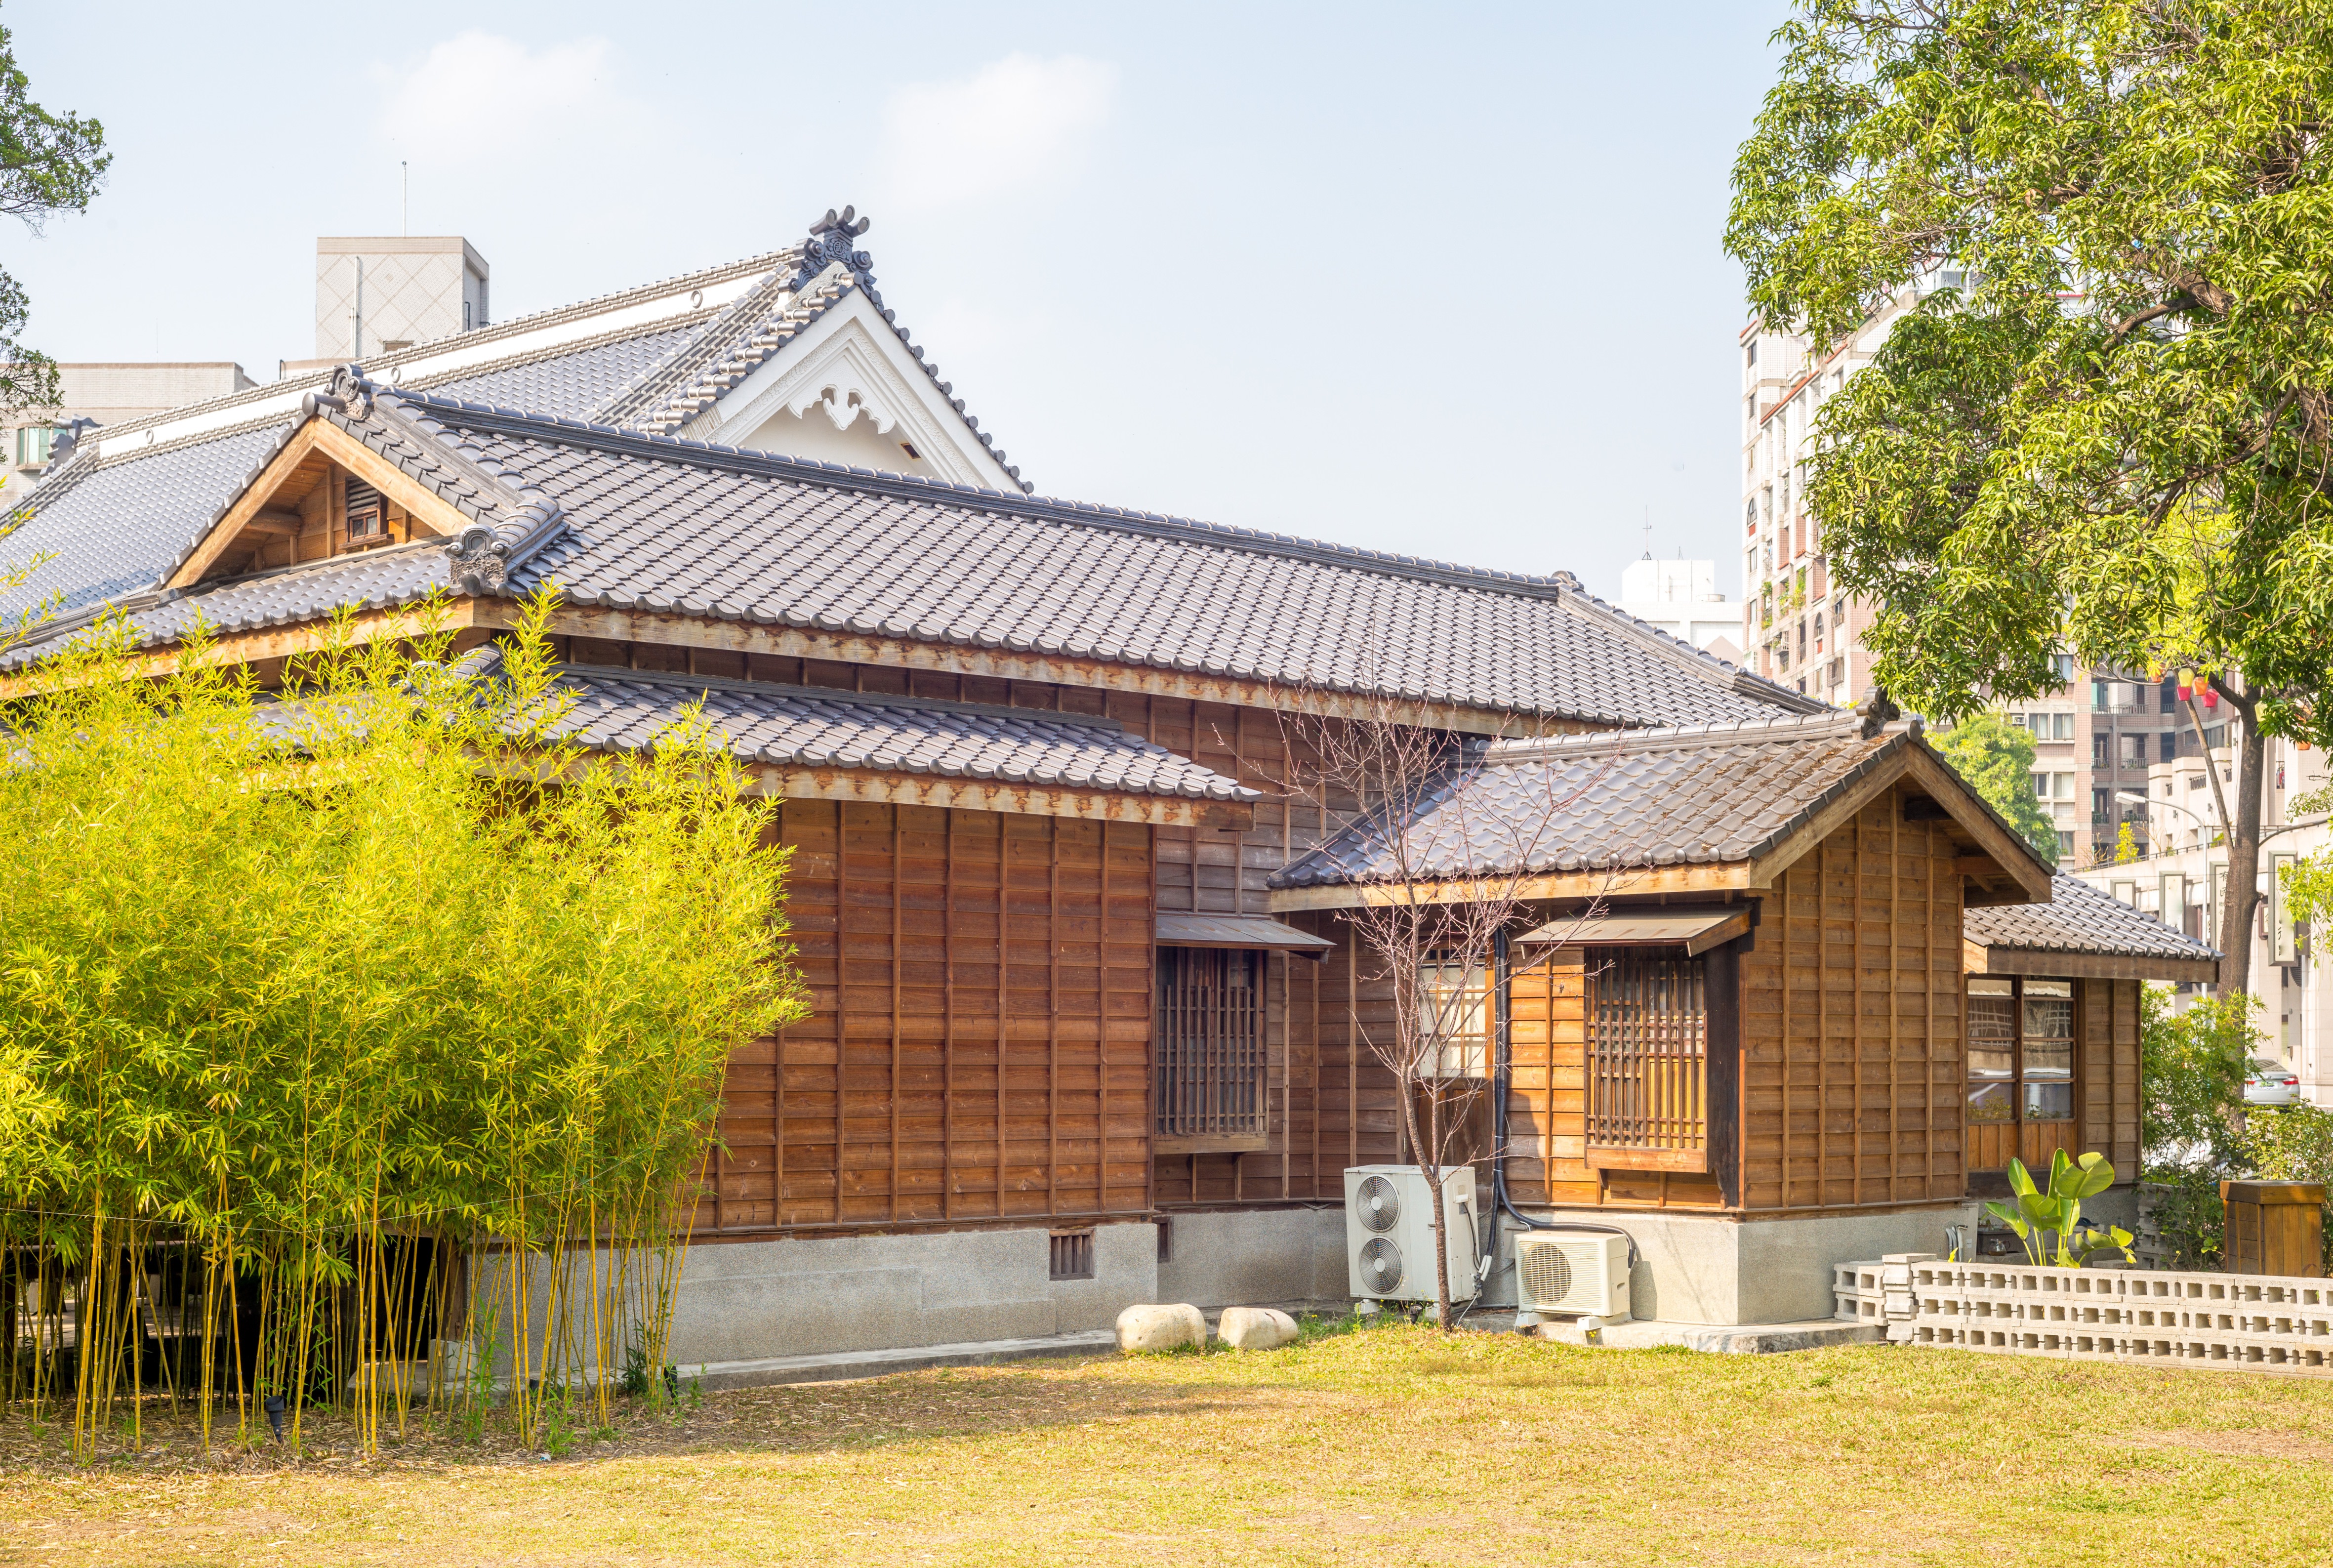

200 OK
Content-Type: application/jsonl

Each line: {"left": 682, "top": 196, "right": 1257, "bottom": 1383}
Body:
{"left": 1585, "top": 952, "right": 1709, "bottom": 1172}
{"left": 1154, "top": 948, "right": 1268, "bottom": 1153}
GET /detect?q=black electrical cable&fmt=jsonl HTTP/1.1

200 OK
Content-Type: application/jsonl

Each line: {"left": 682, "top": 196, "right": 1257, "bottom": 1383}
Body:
{"left": 1490, "top": 928, "right": 1639, "bottom": 1274}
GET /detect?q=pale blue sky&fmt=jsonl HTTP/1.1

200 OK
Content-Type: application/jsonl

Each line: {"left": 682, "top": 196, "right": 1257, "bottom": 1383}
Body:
{"left": 10, "top": 2, "right": 1785, "bottom": 601}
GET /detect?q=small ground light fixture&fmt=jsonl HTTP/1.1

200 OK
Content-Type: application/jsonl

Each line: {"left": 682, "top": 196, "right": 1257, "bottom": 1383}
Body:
{"left": 263, "top": 1394, "right": 287, "bottom": 1442}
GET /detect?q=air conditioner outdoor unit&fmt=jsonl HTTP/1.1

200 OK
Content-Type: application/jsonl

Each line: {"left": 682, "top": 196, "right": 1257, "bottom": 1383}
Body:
{"left": 1514, "top": 1232, "right": 1631, "bottom": 1321}
{"left": 1344, "top": 1164, "right": 1479, "bottom": 1305}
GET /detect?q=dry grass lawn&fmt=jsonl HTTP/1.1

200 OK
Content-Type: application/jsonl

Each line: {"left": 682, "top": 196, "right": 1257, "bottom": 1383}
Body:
{"left": 6, "top": 1319, "right": 2333, "bottom": 1567}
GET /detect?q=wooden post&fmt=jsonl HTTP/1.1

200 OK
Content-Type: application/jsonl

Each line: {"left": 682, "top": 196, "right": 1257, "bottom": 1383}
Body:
{"left": 943, "top": 808, "right": 956, "bottom": 1221}
{"left": 891, "top": 809, "right": 903, "bottom": 1223}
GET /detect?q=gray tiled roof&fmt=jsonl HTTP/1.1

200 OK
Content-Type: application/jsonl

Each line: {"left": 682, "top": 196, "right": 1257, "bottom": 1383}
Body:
{"left": 126, "top": 541, "right": 454, "bottom": 647}
{"left": 9, "top": 386, "right": 1821, "bottom": 732}
{"left": 0, "top": 422, "right": 289, "bottom": 622}
{"left": 532, "top": 658, "right": 1255, "bottom": 801}
{"left": 430, "top": 402, "right": 1810, "bottom": 729}
{"left": 1966, "top": 873, "right": 2221, "bottom": 962}
{"left": 425, "top": 321, "right": 704, "bottom": 420}
{"left": 1270, "top": 712, "right": 2035, "bottom": 888}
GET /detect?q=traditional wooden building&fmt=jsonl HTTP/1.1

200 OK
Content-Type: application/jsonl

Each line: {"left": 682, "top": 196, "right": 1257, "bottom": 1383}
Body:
{"left": 1960, "top": 874, "right": 2217, "bottom": 1227}
{"left": 2, "top": 211, "right": 2181, "bottom": 1348}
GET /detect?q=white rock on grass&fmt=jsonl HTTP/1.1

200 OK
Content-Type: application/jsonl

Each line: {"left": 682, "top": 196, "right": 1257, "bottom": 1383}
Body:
{"left": 1218, "top": 1307, "right": 1299, "bottom": 1350}
{"left": 1115, "top": 1303, "right": 1207, "bottom": 1353}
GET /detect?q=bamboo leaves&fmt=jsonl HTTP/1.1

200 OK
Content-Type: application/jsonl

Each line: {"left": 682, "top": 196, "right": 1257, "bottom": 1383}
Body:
{"left": 0, "top": 589, "right": 807, "bottom": 1453}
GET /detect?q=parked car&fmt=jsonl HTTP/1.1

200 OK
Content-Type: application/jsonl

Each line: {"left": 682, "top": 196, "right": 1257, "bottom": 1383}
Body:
{"left": 2245, "top": 1058, "right": 2302, "bottom": 1108}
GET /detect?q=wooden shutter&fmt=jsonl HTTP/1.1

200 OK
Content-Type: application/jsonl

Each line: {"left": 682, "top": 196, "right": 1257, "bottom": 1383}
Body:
{"left": 1585, "top": 952, "right": 1709, "bottom": 1172}
{"left": 1154, "top": 948, "right": 1269, "bottom": 1154}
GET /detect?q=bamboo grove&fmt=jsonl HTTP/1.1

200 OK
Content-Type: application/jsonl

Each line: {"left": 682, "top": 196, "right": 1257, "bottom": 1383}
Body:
{"left": 0, "top": 593, "right": 808, "bottom": 1455}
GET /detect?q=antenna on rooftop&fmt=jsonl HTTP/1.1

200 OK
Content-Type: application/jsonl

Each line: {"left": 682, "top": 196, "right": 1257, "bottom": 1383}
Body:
{"left": 1641, "top": 507, "right": 1652, "bottom": 560}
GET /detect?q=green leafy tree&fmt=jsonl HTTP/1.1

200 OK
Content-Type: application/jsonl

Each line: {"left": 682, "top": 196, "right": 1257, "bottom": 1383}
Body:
{"left": 1726, "top": 0, "right": 2333, "bottom": 996}
{"left": 1929, "top": 710, "right": 2058, "bottom": 864}
{"left": 2139, "top": 986, "right": 2259, "bottom": 1267}
{"left": 0, "top": 8, "right": 108, "bottom": 414}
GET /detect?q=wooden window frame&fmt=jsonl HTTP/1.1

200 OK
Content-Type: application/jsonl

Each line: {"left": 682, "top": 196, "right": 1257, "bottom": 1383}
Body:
{"left": 1152, "top": 947, "right": 1269, "bottom": 1155}
{"left": 1584, "top": 949, "right": 1710, "bottom": 1174}
{"left": 1418, "top": 954, "right": 1492, "bottom": 1079}
{"left": 1966, "top": 975, "right": 2078, "bottom": 1134}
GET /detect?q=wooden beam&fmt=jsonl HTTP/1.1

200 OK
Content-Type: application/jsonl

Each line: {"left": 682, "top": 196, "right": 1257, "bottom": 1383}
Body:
{"left": 165, "top": 424, "right": 330, "bottom": 588}
{"left": 0, "top": 601, "right": 482, "bottom": 698}
{"left": 1747, "top": 743, "right": 2052, "bottom": 905}
{"left": 1266, "top": 861, "right": 1749, "bottom": 912}
{"left": 737, "top": 764, "right": 1252, "bottom": 829}
{"left": 246, "top": 511, "right": 305, "bottom": 537}
{"left": 305, "top": 419, "right": 467, "bottom": 543}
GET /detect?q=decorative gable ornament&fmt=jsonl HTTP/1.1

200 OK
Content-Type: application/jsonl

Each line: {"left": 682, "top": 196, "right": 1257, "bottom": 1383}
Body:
{"left": 790, "top": 206, "right": 873, "bottom": 291}
{"left": 302, "top": 364, "right": 376, "bottom": 423}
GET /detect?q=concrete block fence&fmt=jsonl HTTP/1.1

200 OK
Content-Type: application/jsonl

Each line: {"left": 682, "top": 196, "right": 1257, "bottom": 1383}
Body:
{"left": 1839, "top": 1258, "right": 2333, "bottom": 1374}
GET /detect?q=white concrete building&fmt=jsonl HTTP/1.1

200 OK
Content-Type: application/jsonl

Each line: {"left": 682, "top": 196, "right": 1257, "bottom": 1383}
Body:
{"left": 1615, "top": 556, "right": 1741, "bottom": 661}
{"left": 2074, "top": 727, "right": 2333, "bottom": 1097}
{"left": 2, "top": 363, "right": 256, "bottom": 506}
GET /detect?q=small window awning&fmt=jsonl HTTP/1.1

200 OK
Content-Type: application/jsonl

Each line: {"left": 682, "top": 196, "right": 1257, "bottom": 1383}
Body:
{"left": 1155, "top": 912, "right": 1336, "bottom": 959}
{"left": 1516, "top": 906, "right": 1751, "bottom": 957}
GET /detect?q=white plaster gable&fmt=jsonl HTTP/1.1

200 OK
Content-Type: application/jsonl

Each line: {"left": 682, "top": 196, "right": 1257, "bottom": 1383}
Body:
{"left": 687, "top": 287, "right": 1020, "bottom": 493}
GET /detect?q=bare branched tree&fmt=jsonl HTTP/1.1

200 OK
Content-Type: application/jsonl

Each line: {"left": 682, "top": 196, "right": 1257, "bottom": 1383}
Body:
{"left": 1258, "top": 685, "right": 1625, "bottom": 1331}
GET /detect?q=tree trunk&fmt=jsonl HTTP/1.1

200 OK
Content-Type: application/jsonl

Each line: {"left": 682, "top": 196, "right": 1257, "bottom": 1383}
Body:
{"left": 1426, "top": 1084, "right": 1451, "bottom": 1331}
{"left": 2217, "top": 682, "right": 2266, "bottom": 997}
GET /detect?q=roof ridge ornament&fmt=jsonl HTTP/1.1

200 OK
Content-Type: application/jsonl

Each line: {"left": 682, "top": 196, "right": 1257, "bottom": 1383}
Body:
{"left": 790, "top": 205, "right": 873, "bottom": 291}
{"left": 1857, "top": 683, "right": 1901, "bottom": 740}
{"left": 303, "top": 364, "right": 377, "bottom": 422}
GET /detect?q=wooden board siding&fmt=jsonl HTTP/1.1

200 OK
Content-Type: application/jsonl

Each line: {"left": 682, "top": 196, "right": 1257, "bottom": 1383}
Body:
{"left": 573, "top": 635, "right": 1986, "bottom": 1227}
{"left": 696, "top": 800, "right": 1154, "bottom": 1235}
{"left": 1742, "top": 784, "right": 1964, "bottom": 1211}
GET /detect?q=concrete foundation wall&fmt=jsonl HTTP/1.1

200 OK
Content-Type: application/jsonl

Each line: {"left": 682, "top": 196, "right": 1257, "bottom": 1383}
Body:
{"left": 665, "top": 1223, "right": 1160, "bottom": 1364}
{"left": 482, "top": 1196, "right": 1986, "bottom": 1366}
{"left": 1156, "top": 1206, "right": 1348, "bottom": 1309}
{"left": 1487, "top": 1203, "right": 1979, "bottom": 1325}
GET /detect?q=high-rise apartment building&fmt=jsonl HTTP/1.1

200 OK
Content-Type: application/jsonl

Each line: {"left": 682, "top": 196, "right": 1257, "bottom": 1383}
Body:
{"left": 1737, "top": 279, "right": 2202, "bottom": 865}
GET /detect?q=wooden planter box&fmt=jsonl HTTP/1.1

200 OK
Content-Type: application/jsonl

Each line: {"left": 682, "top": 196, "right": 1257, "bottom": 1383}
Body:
{"left": 2221, "top": 1180, "right": 2326, "bottom": 1279}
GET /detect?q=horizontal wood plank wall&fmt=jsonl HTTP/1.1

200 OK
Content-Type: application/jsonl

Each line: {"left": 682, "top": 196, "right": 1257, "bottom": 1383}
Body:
{"left": 1743, "top": 784, "right": 1963, "bottom": 1211}
{"left": 1127, "top": 697, "right": 1362, "bottom": 1204}
{"left": 697, "top": 799, "right": 1152, "bottom": 1235}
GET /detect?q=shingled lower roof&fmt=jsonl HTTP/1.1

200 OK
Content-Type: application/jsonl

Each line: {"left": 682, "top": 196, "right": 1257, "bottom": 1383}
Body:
{"left": 1269, "top": 710, "right": 2057, "bottom": 899}
{"left": 1966, "top": 873, "right": 2220, "bottom": 966}
{"left": 538, "top": 659, "right": 1256, "bottom": 806}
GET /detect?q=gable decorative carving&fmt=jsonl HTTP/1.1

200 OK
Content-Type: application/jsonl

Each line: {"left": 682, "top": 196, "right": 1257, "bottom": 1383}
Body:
{"left": 789, "top": 375, "right": 898, "bottom": 435}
